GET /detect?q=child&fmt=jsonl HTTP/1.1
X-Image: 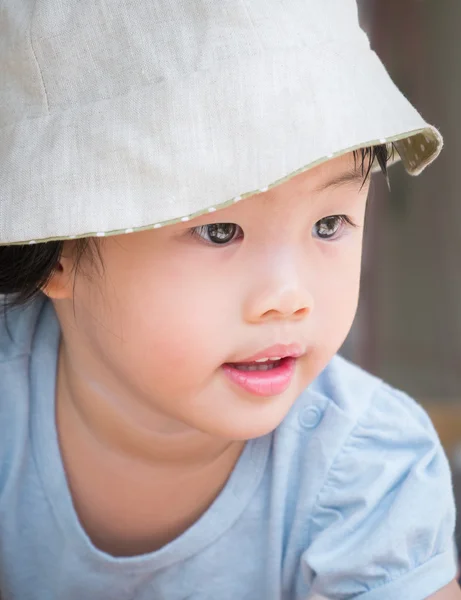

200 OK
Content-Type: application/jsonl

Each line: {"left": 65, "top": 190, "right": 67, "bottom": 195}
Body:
{"left": 0, "top": 0, "right": 458, "bottom": 598}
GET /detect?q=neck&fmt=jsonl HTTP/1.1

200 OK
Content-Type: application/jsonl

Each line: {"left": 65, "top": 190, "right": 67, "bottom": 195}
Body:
{"left": 56, "top": 339, "right": 243, "bottom": 469}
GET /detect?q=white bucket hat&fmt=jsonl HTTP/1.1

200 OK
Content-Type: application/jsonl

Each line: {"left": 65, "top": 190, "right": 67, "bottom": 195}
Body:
{"left": 0, "top": 0, "right": 442, "bottom": 245}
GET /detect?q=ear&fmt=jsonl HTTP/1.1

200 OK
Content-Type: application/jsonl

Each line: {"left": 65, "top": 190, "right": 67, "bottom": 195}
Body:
{"left": 41, "top": 242, "right": 77, "bottom": 301}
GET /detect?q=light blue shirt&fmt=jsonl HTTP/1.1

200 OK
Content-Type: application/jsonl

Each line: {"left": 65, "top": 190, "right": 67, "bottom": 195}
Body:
{"left": 0, "top": 297, "right": 456, "bottom": 599}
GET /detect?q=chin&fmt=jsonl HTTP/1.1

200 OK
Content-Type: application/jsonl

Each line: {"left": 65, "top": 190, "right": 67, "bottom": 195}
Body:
{"left": 201, "top": 399, "right": 295, "bottom": 441}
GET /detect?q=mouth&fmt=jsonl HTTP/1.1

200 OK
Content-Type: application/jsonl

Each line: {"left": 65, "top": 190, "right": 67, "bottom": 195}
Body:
{"left": 222, "top": 356, "right": 297, "bottom": 397}
{"left": 228, "top": 357, "right": 286, "bottom": 371}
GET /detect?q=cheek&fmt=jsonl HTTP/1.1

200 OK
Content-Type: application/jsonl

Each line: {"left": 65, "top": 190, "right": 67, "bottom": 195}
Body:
{"left": 88, "top": 249, "right": 238, "bottom": 393}
{"left": 313, "top": 240, "right": 363, "bottom": 342}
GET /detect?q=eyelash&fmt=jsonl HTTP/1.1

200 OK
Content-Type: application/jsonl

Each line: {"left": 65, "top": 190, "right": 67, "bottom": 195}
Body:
{"left": 189, "top": 215, "right": 357, "bottom": 246}
{"left": 189, "top": 223, "right": 243, "bottom": 246}
{"left": 313, "top": 215, "right": 358, "bottom": 240}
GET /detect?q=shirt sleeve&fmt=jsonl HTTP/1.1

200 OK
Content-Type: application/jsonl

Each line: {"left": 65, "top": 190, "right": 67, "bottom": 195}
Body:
{"left": 302, "top": 383, "right": 457, "bottom": 600}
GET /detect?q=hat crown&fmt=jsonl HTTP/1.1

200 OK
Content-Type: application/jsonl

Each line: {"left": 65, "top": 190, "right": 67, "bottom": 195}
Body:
{"left": 1, "top": 0, "right": 366, "bottom": 127}
{"left": 0, "top": 0, "right": 441, "bottom": 245}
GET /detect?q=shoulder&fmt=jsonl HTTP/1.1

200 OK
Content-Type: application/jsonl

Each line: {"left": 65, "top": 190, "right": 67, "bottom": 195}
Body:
{"left": 308, "top": 352, "right": 433, "bottom": 430}
{"left": 307, "top": 357, "right": 451, "bottom": 526}
{"left": 277, "top": 354, "right": 439, "bottom": 470}
{"left": 0, "top": 295, "right": 48, "bottom": 362}
{"left": 0, "top": 296, "right": 55, "bottom": 494}
{"left": 276, "top": 356, "right": 456, "bottom": 599}
{"left": 0, "top": 295, "right": 49, "bottom": 395}
{"left": 274, "top": 355, "right": 387, "bottom": 484}
{"left": 312, "top": 355, "right": 445, "bottom": 477}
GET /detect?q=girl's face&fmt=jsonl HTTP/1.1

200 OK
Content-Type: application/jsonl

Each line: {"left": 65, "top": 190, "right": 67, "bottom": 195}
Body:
{"left": 56, "top": 153, "right": 370, "bottom": 440}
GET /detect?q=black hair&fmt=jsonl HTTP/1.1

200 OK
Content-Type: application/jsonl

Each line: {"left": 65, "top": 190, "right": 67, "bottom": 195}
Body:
{"left": 0, "top": 239, "right": 96, "bottom": 308}
{"left": 0, "top": 143, "right": 393, "bottom": 308}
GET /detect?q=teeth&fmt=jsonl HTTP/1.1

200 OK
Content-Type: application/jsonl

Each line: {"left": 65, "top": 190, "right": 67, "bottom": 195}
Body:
{"left": 233, "top": 358, "right": 283, "bottom": 372}
{"left": 254, "top": 356, "right": 282, "bottom": 363}
{"left": 235, "top": 364, "right": 274, "bottom": 371}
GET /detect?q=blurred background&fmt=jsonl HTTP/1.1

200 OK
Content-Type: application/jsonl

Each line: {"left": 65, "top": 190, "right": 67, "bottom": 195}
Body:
{"left": 343, "top": 0, "right": 461, "bottom": 553}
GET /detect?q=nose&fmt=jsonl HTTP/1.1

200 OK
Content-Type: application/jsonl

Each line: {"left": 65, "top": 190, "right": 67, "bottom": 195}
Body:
{"left": 243, "top": 259, "right": 314, "bottom": 323}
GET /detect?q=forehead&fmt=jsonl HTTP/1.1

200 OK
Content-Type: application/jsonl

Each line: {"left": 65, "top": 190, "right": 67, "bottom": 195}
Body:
{"left": 269, "top": 152, "right": 365, "bottom": 199}
{"left": 105, "top": 152, "right": 368, "bottom": 249}
{"left": 202, "top": 153, "right": 365, "bottom": 223}
{"left": 168, "top": 152, "right": 367, "bottom": 233}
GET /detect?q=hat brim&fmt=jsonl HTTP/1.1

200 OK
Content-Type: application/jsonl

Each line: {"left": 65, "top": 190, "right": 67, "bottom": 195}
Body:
{"left": 0, "top": 42, "right": 442, "bottom": 245}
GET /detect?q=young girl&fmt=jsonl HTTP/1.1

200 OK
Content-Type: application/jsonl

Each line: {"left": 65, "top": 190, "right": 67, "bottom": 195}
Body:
{"left": 0, "top": 0, "right": 458, "bottom": 598}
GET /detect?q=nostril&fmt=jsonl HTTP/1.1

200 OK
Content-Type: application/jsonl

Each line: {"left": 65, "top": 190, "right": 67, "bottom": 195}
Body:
{"left": 261, "top": 309, "right": 282, "bottom": 320}
{"left": 294, "top": 307, "right": 309, "bottom": 318}
{"left": 261, "top": 306, "right": 310, "bottom": 320}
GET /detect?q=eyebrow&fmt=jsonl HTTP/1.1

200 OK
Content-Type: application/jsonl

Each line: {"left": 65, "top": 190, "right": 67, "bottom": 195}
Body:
{"left": 315, "top": 168, "right": 365, "bottom": 192}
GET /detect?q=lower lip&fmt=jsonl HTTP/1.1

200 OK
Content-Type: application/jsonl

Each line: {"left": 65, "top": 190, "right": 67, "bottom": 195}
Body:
{"left": 222, "top": 357, "right": 296, "bottom": 397}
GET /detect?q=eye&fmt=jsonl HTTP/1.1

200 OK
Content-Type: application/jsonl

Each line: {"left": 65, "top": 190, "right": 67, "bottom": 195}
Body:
{"left": 313, "top": 215, "right": 354, "bottom": 240}
{"left": 191, "top": 223, "right": 243, "bottom": 245}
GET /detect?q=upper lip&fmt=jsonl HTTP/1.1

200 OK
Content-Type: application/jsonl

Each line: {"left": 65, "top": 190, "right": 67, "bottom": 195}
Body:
{"left": 232, "top": 343, "right": 305, "bottom": 363}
